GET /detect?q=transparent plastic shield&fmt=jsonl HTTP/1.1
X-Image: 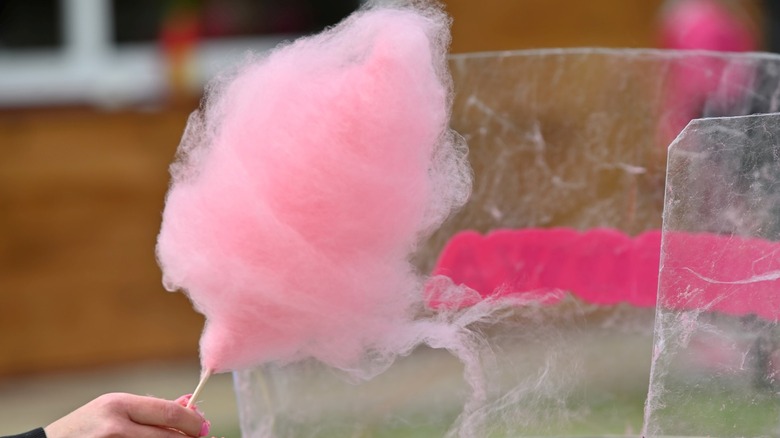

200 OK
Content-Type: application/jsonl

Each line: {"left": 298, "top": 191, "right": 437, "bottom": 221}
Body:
{"left": 234, "top": 49, "right": 780, "bottom": 438}
{"left": 645, "top": 113, "right": 780, "bottom": 438}
{"left": 424, "top": 49, "right": 780, "bottom": 268}
{"left": 234, "top": 306, "right": 655, "bottom": 438}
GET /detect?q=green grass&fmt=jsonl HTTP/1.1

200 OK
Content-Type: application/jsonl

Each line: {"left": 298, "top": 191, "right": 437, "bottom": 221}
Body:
{"left": 220, "top": 386, "right": 780, "bottom": 437}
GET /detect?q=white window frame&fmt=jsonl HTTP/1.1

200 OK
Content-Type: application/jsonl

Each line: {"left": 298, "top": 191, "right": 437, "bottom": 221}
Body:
{"left": 0, "top": 0, "right": 293, "bottom": 107}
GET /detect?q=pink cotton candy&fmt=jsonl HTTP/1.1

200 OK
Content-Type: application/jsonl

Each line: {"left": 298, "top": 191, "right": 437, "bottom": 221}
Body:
{"left": 431, "top": 228, "right": 660, "bottom": 307}
{"left": 156, "top": 5, "right": 470, "bottom": 374}
{"left": 432, "top": 228, "right": 780, "bottom": 319}
{"left": 661, "top": 231, "right": 780, "bottom": 319}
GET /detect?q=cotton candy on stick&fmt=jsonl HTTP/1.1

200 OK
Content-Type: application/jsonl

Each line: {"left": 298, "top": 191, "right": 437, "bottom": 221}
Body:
{"left": 156, "top": 4, "right": 470, "bottom": 404}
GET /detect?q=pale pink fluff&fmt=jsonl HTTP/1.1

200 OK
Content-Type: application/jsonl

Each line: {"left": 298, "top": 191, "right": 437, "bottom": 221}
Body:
{"left": 156, "top": 6, "right": 470, "bottom": 374}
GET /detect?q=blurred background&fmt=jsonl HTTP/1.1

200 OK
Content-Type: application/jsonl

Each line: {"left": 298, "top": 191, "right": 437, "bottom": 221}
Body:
{"left": 0, "top": 0, "right": 774, "bottom": 436}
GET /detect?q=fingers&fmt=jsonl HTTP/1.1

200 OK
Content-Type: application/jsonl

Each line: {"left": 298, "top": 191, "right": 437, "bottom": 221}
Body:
{"left": 175, "top": 393, "right": 211, "bottom": 436}
{"left": 121, "top": 423, "right": 182, "bottom": 438}
{"left": 116, "top": 394, "right": 208, "bottom": 437}
{"left": 175, "top": 394, "right": 203, "bottom": 415}
{"left": 175, "top": 394, "right": 193, "bottom": 406}
{"left": 123, "top": 422, "right": 208, "bottom": 438}
{"left": 44, "top": 392, "right": 213, "bottom": 438}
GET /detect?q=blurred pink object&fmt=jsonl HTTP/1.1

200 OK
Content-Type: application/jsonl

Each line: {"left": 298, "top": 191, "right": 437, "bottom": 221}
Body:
{"left": 657, "top": 0, "right": 759, "bottom": 146}
{"left": 659, "top": 0, "right": 756, "bottom": 51}
{"left": 156, "top": 6, "right": 470, "bottom": 374}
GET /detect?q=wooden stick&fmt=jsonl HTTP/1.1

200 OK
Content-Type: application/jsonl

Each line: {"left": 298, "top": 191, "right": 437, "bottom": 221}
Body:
{"left": 187, "top": 368, "right": 213, "bottom": 409}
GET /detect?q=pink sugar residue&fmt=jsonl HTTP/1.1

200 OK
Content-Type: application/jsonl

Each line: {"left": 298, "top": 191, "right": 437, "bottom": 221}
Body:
{"left": 431, "top": 228, "right": 661, "bottom": 307}
{"left": 661, "top": 231, "right": 780, "bottom": 319}
{"left": 432, "top": 228, "right": 780, "bottom": 319}
{"left": 156, "top": 5, "right": 471, "bottom": 374}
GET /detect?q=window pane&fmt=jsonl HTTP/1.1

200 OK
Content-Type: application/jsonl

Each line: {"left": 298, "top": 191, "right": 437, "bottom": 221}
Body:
{"left": 112, "top": 0, "right": 360, "bottom": 44}
{"left": 0, "top": 0, "right": 62, "bottom": 50}
{"left": 113, "top": 0, "right": 164, "bottom": 44}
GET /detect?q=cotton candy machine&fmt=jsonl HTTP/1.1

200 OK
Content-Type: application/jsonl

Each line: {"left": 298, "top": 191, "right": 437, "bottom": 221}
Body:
{"left": 232, "top": 49, "right": 780, "bottom": 437}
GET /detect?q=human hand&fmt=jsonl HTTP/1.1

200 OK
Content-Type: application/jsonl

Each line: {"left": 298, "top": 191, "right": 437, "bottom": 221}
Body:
{"left": 44, "top": 393, "right": 210, "bottom": 438}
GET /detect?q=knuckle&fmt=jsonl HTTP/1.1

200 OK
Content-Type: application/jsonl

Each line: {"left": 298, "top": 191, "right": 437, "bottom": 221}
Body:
{"left": 95, "top": 393, "right": 125, "bottom": 411}
{"left": 161, "top": 402, "right": 184, "bottom": 425}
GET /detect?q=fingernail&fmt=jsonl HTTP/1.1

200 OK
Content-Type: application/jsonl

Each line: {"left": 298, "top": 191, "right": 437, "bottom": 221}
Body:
{"left": 200, "top": 420, "right": 211, "bottom": 437}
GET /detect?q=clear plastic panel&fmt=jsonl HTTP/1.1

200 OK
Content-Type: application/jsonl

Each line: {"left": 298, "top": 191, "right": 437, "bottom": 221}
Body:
{"left": 645, "top": 113, "right": 780, "bottom": 438}
{"left": 423, "top": 49, "right": 780, "bottom": 270}
{"left": 234, "top": 49, "right": 780, "bottom": 437}
{"left": 235, "top": 307, "right": 654, "bottom": 438}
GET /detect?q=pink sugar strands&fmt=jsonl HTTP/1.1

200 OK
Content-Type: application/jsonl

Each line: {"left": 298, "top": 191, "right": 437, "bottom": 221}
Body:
{"left": 432, "top": 228, "right": 780, "bottom": 319}
{"left": 156, "top": 2, "right": 471, "bottom": 402}
{"left": 431, "top": 228, "right": 662, "bottom": 308}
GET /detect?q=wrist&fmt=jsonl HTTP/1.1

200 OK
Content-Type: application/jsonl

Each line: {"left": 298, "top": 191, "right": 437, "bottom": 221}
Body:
{"left": 2, "top": 428, "right": 47, "bottom": 438}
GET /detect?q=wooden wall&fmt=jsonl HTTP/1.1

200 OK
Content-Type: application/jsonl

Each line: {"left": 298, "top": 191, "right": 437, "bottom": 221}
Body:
{"left": 0, "top": 0, "right": 763, "bottom": 376}
{"left": 447, "top": 0, "right": 665, "bottom": 53}
{"left": 0, "top": 106, "right": 204, "bottom": 376}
